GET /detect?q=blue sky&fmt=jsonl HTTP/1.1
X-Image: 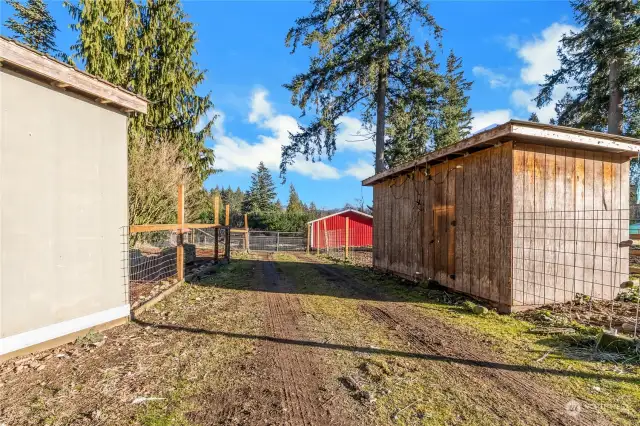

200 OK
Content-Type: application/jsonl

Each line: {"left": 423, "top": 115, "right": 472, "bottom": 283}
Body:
{"left": 1, "top": 1, "right": 578, "bottom": 209}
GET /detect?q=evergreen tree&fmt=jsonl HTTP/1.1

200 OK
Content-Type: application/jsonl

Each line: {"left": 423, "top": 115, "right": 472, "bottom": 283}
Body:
{"left": 384, "top": 43, "right": 441, "bottom": 166}
{"left": 549, "top": 118, "right": 557, "bottom": 125}
{"left": 535, "top": 0, "right": 640, "bottom": 135}
{"left": 243, "top": 162, "right": 277, "bottom": 213}
{"left": 528, "top": 112, "right": 540, "bottom": 123}
{"left": 281, "top": 0, "right": 443, "bottom": 177}
{"left": 67, "top": 0, "right": 215, "bottom": 183}
{"left": 4, "top": 0, "right": 65, "bottom": 60}
{"left": 286, "top": 184, "right": 305, "bottom": 213}
{"left": 433, "top": 50, "right": 472, "bottom": 151}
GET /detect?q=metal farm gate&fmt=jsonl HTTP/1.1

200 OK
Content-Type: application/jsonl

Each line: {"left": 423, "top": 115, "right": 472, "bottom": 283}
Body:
{"left": 247, "top": 231, "right": 306, "bottom": 252}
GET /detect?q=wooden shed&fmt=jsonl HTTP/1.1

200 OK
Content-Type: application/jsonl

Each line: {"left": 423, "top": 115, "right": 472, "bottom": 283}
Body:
{"left": 363, "top": 121, "right": 640, "bottom": 312}
{"left": 0, "top": 37, "right": 148, "bottom": 360}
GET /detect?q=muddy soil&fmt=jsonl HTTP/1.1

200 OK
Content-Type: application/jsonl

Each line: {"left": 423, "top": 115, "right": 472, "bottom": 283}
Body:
{"left": 301, "top": 254, "right": 612, "bottom": 426}
{"left": 185, "top": 254, "right": 363, "bottom": 426}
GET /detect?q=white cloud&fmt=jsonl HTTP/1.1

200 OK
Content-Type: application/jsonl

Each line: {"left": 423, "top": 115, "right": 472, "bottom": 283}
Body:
{"left": 248, "top": 88, "right": 274, "bottom": 124}
{"left": 212, "top": 88, "right": 341, "bottom": 180}
{"left": 345, "top": 159, "right": 375, "bottom": 181}
{"left": 471, "top": 109, "right": 513, "bottom": 134}
{"left": 336, "top": 116, "right": 373, "bottom": 152}
{"left": 517, "top": 22, "right": 576, "bottom": 85}
{"left": 472, "top": 66, "right": 512, "bottom": 89}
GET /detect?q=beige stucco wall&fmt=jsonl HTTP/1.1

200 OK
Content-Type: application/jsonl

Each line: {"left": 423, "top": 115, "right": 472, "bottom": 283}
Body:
{"left": 0, "top": 69, "right": 128, "bottom": 338}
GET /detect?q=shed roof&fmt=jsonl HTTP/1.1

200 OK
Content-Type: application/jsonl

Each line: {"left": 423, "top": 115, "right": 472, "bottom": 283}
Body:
{"left": 363, "top": 120, "right": 640, "bottom": 186}
{"left": 307, "top": 209, "right": 373, "bottom": 224}
{"left": 0, "top": 36, "right": 148, "bottom": 114}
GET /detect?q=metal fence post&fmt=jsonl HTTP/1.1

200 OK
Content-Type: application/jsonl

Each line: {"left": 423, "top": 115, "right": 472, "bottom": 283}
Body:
{"left": 177, "top": 184, "right": 185, "bottom": 281}
{"left": 276, "top": 232, "right": 280, "bottom": 252}
{"left": 345, "top": 217, "right": 349, "bottom": 260}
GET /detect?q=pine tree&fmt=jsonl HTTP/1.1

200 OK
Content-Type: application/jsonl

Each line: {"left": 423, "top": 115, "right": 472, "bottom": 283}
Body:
{"left": 528, "top": 112, "right": 540, "bottom": 123}
{"left": 67, "top": 0, "right": 215, "bottom": 183}
{"left": 535, "top": 0, "right": 640, "bottom": 135}
{"left": 433, "top": 50, "right": 472, "bottom": 151}
{"left": 243, "top": 162, "right": 277, "bottom": 213}
{"left": 5, "top": 0, "right": 65, "bottom": 60}
{"left": 286, "top": 184, "right": 305, "bottom": 213}
{"left": 281, "top": 0, "right": 443, "bottom": 177}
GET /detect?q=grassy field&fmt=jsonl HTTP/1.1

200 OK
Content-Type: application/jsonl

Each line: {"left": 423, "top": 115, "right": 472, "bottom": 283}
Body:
{"left": 0, "top": 252, "right": 638, "bottom": 425}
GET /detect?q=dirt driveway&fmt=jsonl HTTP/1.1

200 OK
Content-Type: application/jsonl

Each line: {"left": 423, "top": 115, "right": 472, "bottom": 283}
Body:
{"left": 1, "top": 253, "right": 638, "bottom": 425}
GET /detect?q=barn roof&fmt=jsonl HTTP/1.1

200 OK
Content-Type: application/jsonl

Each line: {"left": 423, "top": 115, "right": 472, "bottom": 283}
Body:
{"left": 0, "top": 36, "right": 148, "bottom": 114}
{"left": 362, "top": 120, "right": 640, "bottom": 186}
{"left": 307, "top": 209, "right": 373, "bottom": 224}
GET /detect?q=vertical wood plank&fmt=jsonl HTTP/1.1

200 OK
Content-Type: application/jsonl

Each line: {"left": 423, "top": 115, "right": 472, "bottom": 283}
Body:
{"left": 620, "top": 158, "right": 630, "bottom": 289}
{"left": 424, "top": 169, "right": 434, "bottom": 278}
{"left": 490, "top": 147, "right": 501, "bottom": 302}
{"left": 592, "top": 152, "right": 604, "bottom": 298}
{"left": 482, "top": 150, "right": 492, "bottom": 299}
{"left": 564, "top": 149, "right": 576, "bottom": 302}
{"left": 533, "top": 144, "right": 546, "bottom": 305}
{"left": 500, "top": 142, "right": 513, "bottom": 308}
{"left": 462, "top": 155, "right": 473, "bottom": 295}
{"left": 554, "top": 148, "right": 566, "bottom": 303}
{"left": 471, "top": 153, "right": 481, "bottom": 296}
{"left": 544, "top": 146, "right": 556, "bottom": 305}
{"left": 602, "top": 153, "right": 614, "bottom": 299}
{"left": 213, "top": 195, "right": 220, "bottom": 226}
{"left": 512, "top": 145, "right": 526, "bottom": 305}
{"left": 455, "top": 158, "right": 464, "bottom": 292}
{"left": 446, "top": 161, "right": 457, "bottom": 289}
{"left": 583, "top": 150, "right": 595, "bottom": 298}
{"left": 575, "top": 150, "right": 586, "bottom": 296}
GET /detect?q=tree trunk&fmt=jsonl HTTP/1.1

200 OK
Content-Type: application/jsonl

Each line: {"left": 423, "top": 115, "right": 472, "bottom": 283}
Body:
{"left": 608, "top": 2, "right": 624, "bottom": 136}
{"left": 374, "top": 0, "right": 387, "bottom": 174}
{"left": 608, "top": 58, "right": 624, "bottom": 135}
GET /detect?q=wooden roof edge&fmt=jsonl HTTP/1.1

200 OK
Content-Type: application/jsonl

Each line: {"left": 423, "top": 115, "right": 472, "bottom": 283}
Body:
{"left": 362, "top": 120, "right": 640, "bottom": 186}
{"left": 0, "top": 36, "right": 148, "bottom": 114}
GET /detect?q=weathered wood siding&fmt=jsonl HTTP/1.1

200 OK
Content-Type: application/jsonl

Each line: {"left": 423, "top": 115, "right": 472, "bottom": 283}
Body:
{"left": 372, "top": 142, "right": 513, "bottom": 305}
{"left": 511, "top": 143, "right": 630, "bottom": 306}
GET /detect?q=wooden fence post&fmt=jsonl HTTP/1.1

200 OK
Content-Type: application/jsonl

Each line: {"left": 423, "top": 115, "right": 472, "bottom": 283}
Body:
{"left": 244, "top": 213, "right": 250, "bottom": 252}
{"left": 213, "top": 195, "right": 220, "bottom": 226}
{"left": 306, "top": 223, "right": 311, "bottom": 254}
{"left": 177, "top": 184, "right": 185, "bottom": 281}
{"left": 225, "top": 204, "right": 230, "bottom": 226}
{"left": 345, "top": 217, "right": 349, "bottom": 260}
{"left": 213, "top": 195, "right": 219, "bottom": 261}
{"left": 316, "top": 223, "right": 320, "bottom": 255}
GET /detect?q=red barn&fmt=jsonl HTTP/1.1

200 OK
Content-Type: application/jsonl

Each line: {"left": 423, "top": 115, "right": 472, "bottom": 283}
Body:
{"left": 308, "top": 209, "right": 373, "bottom": 249}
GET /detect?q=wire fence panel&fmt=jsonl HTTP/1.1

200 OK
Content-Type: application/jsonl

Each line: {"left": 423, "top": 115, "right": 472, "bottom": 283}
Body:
{"left": 126, "top": 229, "right": 178, "bottom": 309}
{"left": 248, "top": 231, "right": 306, "bottom": 252}
{"left": 186, "top": 227, "right": 228, "bottom": 260}
{"left": 513, "top": 209, "right": 631, "bottom": 306}
{"left": 321, "top": 227, "right": 373, "bottom": 266}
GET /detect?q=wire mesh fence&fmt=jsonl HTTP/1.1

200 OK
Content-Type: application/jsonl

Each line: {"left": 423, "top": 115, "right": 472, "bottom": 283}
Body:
{"left": 318, "top": 228, "right": 373, "bottom": 266}
{"left": 125, "top": 229, "right": 178, "bottom": 309}
{"left": 247, "top": 231, "right": 306, "bottom": 252}
{"left": 513, "top": 208, "right": 640, "bottom": 337}
{"left": 123, "top": 225, "right": 231, "bottom": 310}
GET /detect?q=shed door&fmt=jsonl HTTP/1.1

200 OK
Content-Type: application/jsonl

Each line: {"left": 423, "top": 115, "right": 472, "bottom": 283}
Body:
{"left": 433, "top": 205, "right": 455, "bottom": 280}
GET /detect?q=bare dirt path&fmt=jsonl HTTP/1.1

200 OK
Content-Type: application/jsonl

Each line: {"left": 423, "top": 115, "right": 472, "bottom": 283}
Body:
{"left": 298, "top": 254, "right": 613, "bottom": 426}
{"left": 1, "top": 253, "right": 636, "bottom": 425}
{"left": 188, "top": 254, "right": 364, "bottom": 426}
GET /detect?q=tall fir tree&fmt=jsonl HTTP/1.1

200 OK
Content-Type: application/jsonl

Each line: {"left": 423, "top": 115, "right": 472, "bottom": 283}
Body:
{"left": 535, "top": 0, "right": 640, "bottom": 136}
{"left": 528, "top": 112, "right": 540, "bottom": 123}
{"left": 4, "top": 0, "right": 66, "bottom": 60}
{"left": 281, "top": 0, "right": 443, "bottom": 177}
{"left": 67, "top": 0, "right": 215, "bottom": 183}
{"left": 243, "top": 162, "right": 277, "bottom": 213}
{"left": 286, "top": 184, "right": 305, "bottom": 213}
{"left": 433, "top": 50, "right": 472, "bottom": 151}
{"left": 384, "top": 43, "right": 442, "bottom": 166}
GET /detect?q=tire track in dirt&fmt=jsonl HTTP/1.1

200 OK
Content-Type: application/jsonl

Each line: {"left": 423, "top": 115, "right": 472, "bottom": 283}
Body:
{"left": 205, "top": 255, "right": 357, "bottom": 426}
{"left": 302, "top": 257, "right": 609, "bottom": 426}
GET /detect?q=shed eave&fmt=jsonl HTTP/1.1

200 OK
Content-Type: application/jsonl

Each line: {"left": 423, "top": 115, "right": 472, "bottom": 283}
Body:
{"left": 362, "top": 120, "right": 640, "bottom": 186}
{"left": 0, "top": 36, "right": 148, "bottom": 114}
{"left": 307, "top": 209, "right": 373, "bottom": 224}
